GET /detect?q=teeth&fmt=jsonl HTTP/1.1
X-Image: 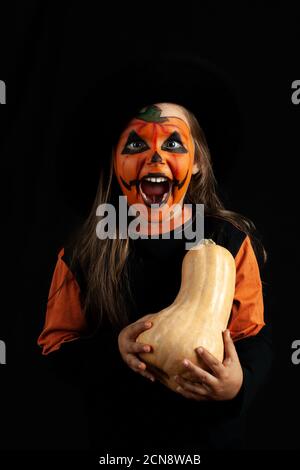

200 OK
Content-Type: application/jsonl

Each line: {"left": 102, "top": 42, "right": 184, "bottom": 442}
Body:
{"left": 144, "top": 177, "right": 168, "bottom": 183}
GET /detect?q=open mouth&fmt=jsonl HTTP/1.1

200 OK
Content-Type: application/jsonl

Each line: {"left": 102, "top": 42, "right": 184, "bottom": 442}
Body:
{"left": 139, "top": 174, "right": 172, "bottom": 207}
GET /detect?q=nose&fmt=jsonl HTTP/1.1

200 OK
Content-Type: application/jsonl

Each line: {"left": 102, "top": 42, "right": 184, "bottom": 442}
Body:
{"left": 150, "top": 152, "right": 164, "bottom": 164}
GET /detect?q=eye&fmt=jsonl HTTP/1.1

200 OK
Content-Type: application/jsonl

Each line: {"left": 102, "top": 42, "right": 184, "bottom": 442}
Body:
{"left": 161, "top": 132, "right": 188, "bottom": 154}
{"left": 127, "top": 141, "right": 148, "bottom": 151}
{"left": 161, "top": 135, "right": 188, "bottom": 154}
{"left": 121, "top": 130, "right": 150, "bottom": 155}
{"left": 163, "top": 140, "right": 182, "bottom": 150}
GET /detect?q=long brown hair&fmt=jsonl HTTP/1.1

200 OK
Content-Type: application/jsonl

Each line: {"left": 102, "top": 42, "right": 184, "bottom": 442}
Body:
{"left": 64, "top": 105, "right": 266, "bottom": 331}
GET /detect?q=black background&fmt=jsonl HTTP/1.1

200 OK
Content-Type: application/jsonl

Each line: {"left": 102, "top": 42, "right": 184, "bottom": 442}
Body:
{"left": 0, "top": 2, "right": 299, "bottom": 454}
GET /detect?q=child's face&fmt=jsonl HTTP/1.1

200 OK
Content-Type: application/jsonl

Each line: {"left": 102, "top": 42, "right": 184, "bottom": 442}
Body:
{"left": 114, "top": 103, "right": 196, "bottom": 221}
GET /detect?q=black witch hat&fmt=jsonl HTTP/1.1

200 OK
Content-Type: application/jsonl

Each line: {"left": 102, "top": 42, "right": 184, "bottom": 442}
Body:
{"left": 57, "top": 53, "right": 242, "bottom": 215}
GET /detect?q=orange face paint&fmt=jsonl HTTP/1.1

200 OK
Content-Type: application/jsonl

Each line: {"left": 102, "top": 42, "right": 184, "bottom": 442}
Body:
{"left": 114, "top": 105, "right": 195, "bottom": 223}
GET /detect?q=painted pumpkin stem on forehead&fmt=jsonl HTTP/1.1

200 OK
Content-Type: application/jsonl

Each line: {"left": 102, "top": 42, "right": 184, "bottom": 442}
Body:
{"left": 136, "top": 105, "right": 169, "bottom": 123}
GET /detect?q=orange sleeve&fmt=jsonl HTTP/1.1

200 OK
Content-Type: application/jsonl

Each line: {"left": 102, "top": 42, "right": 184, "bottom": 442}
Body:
{"left": 37, "top": 248, "right": 88, "bottom": 355}
{"left": 229, "top": 236, "right": 265, "bottom": 341}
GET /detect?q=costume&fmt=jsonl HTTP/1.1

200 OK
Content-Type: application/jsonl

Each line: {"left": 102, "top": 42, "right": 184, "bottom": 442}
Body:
{"left": 38, "top": 210, "right": 271, "bottom": 450}
{"left": 38, "top": 93, "right": 272, "bottom": 451}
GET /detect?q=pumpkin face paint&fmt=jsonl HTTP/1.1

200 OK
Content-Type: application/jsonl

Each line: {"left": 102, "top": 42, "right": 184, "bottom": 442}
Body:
{"left": 114, "top": 104, "right": 195, "bottom": 222}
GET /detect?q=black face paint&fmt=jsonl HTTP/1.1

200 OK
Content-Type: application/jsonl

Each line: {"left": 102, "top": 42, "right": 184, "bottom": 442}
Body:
{"left": 173, "top": 170, "right": 189, "bottom": 189}
{"left": 150, "top": 152, "right": 163, "bottom": 163}
{"left": 161, "top": 131, "right": 188, "bottom": 154}
{"left": 121, "top": 130, "right": 150, "bottom": 155}
{"left": 120, "top": 176, "right": 139, "bottom": 191}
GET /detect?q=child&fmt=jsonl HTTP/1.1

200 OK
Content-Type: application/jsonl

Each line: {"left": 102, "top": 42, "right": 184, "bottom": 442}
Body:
{"left": 38, "top": 102, "right": 272, "bottom": 451}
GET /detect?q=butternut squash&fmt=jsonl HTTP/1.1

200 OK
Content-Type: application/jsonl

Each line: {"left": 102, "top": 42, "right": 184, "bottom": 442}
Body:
{"left": 136, "top": 239, "right": 236, "bottom": 392}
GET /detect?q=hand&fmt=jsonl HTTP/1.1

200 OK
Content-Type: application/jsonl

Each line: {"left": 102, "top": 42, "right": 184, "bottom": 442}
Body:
{"left": 174, "top": 330, "right": 243, "bottom": 401}
{"left": 118, "top": 314, "right": 156, "bottom": 382}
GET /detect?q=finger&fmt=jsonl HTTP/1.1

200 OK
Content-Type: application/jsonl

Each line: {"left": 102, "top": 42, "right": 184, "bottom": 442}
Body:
{"left": 128, "top": 320, "right": 153, "bottom": 340}
{"left": 127, "top": 354, "right": 147, "bottom": 372}
{"left": 175, "top": 376, "right": 209, "bottom": 397}
{"left": 223, "top": 329, "right": 239, "bottom": 363}
{"left": 175, "top": 385, "right": 208, "bottom": 401}
{"left": 181, "top": 359, "right": 217, "bottom": 387}
{"left": 139, "top": 369, "right": 156, "bottom": 382}
{"left": 195, "top": 348, "right": 225, "bottom": 378}
{"left": 128, "top": 356, "right": 155, "bottom": 382}
{"left": 127, "top": 342, "right": 152, "bottom": 354}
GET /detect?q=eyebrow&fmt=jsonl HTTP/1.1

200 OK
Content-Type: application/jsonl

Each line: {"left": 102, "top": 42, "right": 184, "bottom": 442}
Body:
{"left": 122, "top": 123, "right": 190, "bottom": 143}
{"left": 158, "top": 123, "right": 190, "bottom": 140}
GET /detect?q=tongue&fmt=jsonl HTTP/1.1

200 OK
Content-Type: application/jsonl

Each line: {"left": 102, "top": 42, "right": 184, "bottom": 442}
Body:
{"left": 141, "top": 180, "right": 169, "bottom": 196}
